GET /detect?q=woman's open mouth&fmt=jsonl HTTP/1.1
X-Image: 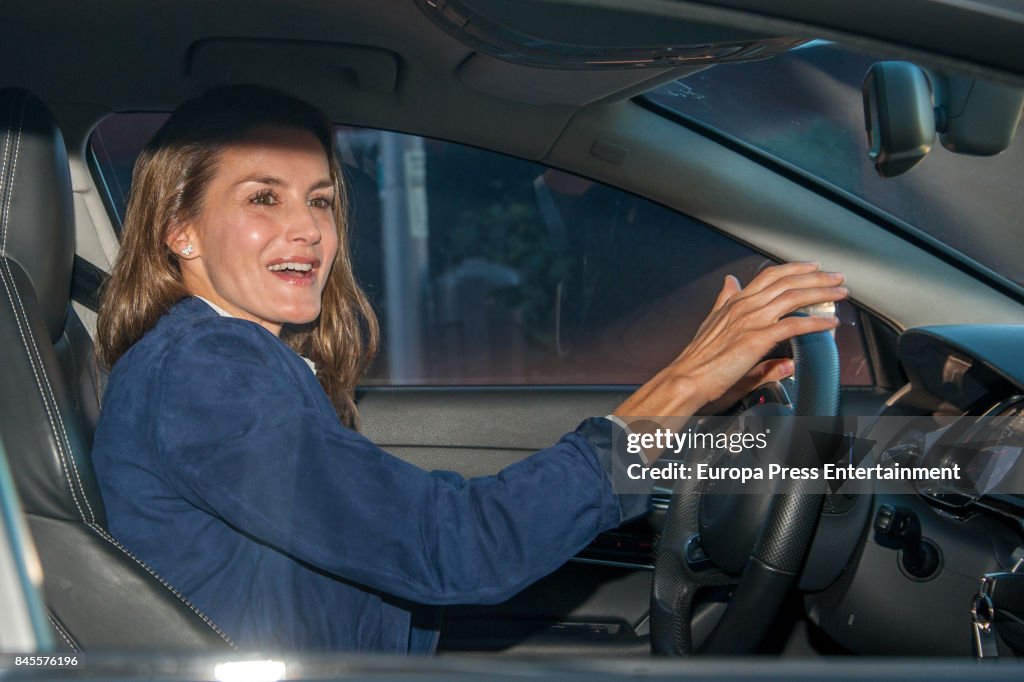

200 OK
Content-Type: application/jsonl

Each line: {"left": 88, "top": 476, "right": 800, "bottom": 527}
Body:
{"left": 266, "top": 259, "right": 319, "bottom": 286}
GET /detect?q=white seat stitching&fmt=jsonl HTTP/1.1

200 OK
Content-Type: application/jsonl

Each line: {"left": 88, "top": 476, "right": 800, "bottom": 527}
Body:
{"left": 45, "top": 613, "right": 78, "bottom": 652}
{"left": 0, "top": 93, "right": 91, "bottom": 524}
{"left": 85, "top": 523, "right": 238, "bottom": 650}
{"left": 0, "top": 93, "right": 94, "bottom": 525}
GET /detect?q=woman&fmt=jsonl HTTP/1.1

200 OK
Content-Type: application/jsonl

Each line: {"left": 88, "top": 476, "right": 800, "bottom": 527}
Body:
{"left": 92, "top": 85, "right": 847, "bottom": 653}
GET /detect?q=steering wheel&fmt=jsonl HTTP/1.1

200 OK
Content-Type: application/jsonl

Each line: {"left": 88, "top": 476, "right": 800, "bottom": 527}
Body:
{"left": 649, "top": 325, "right": 840, "bottom": 655}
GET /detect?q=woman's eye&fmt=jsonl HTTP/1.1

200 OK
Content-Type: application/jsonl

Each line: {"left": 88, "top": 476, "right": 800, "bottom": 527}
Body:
{"left": 308, "top": 196, "right": 334, "bottom": 209}
{"left": 250, "top": 191, "right": 278, "bottom": 206}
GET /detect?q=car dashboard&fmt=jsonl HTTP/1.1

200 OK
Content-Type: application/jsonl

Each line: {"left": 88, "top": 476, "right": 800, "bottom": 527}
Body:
{"left": 802, "top": 325, "right": 1024, "bottom": 657}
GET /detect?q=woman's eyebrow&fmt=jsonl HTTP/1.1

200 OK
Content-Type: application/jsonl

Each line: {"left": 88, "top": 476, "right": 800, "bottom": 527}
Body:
{"left": 236, "top": 174, "right": 284, "bottom": 187}
{"left": 235, "top": 175, "right": 334, "bottom": 192}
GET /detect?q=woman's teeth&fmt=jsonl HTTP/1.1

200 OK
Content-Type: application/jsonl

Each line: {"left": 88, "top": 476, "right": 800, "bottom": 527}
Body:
{"left": 268, "top": 263, "right": 313, "bottom": 272}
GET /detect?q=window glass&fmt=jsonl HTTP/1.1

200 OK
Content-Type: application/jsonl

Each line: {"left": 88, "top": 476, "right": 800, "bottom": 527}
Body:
{"left": 645, "top": 41, "right": 1024, "bottom": 289}
{"left": 89, "top": 116, "right": 872, "bottom": 386}
{"left": 88, "top": 113, "right": 169, "bottom": 229}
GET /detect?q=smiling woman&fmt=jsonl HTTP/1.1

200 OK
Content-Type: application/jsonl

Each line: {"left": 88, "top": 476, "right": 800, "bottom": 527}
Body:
{"left": 96, "top": 86, "right": 377, "bottom": 427}
{"left": 170, "top": 126, "right": 339, "bottom": 335}
{"left": 86, "top": 84, "right": 844, "bottom": 654}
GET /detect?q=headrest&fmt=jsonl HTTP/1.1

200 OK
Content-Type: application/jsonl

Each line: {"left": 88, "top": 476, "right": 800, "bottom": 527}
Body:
{"left": 0, "top": 88, "right": 74, "bottom": 343}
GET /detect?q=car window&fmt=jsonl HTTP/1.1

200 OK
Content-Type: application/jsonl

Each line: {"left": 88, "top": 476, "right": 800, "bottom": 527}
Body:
{"left": 645, "top": 40, "right": 1024, "bottom": 290}
{"left": 88, "top": 115, "right": 872, "bottom": 387}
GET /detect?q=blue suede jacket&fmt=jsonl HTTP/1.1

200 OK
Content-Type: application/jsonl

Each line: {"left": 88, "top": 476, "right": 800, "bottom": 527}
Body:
{"left": 92, "top": 297, "right": 648, "bottom": 653}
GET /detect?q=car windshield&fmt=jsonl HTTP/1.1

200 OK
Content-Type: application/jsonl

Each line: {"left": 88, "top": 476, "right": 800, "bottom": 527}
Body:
{"left": 644, "top": 40, "right": 1024, "bottom": 290}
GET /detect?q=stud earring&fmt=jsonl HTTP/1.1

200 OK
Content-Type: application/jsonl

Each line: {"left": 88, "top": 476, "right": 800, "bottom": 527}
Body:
{"left": 181, "top": 243, "right": 194, "bottom": 257}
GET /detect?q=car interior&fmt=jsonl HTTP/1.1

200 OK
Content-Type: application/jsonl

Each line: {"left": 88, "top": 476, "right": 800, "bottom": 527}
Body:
{"left": 1, "top": 0, "right": 1024, "bottom": 673}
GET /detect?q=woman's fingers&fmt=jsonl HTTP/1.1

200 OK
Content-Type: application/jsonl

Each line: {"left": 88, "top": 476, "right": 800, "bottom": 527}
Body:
{"left": 738, "top": 261, "right": 823, "bottom": 298}
{"left": 698, "top": 358, "right": 795, "bottom": 415}
{"left": 760, "top": 285, "right": 848, "bottom": 321}
{"left": 755, "top": 358, "right": 796, "bottom": 384}
{"left": 723, "top": 270, "right": 845, "bottom": 324}
{"left": 727, "top": 358, "right": 796, "bottom": 396}
{"left": 696, "top": 267, "right": 847, "bottom": 348}
{"left": 694, "top": 279, "right": 845, "bottom": 350}
{"left": 740, "top": 270, "right": 844, "bottom": 309}
{"left": 767, "top": 313, "right": 840, "bottom": 344}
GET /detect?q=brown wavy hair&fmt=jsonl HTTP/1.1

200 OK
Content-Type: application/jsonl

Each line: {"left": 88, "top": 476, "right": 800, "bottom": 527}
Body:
{"left": 96, "top": 85, "right": 379, "bottom": 428}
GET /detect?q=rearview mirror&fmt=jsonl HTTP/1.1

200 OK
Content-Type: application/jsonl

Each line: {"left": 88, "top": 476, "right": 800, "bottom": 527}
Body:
{"left": 863, "top": 61, "right": 1024, "bottom": 178}
{"left": 862, "top": 62, "right": 935, "bottom": 178}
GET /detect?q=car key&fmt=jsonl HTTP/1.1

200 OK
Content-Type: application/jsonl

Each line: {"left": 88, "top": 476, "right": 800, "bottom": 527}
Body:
{"left": 971, "top": 588, "right": 999, "bottom": 659}
{"left": 971, "top": 568, "right": 1024, "bottom": 659}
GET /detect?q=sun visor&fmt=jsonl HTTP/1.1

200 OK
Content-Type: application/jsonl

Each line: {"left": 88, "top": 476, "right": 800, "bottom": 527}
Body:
{"left": 189, "top": 39, "right": 399, "bottom": 96}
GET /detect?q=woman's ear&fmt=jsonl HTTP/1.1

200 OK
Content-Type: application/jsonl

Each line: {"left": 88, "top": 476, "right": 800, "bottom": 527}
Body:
{"left": 167, "top": 226, "right": 200, "bottom": 260}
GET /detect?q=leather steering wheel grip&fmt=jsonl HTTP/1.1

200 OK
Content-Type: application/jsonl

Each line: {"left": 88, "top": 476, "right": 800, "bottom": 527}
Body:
{"left": 649, "top": 327, "right": 840, "bottom": 655}
{"left": 791, "top": 319, "right": 841, "bottom": 417}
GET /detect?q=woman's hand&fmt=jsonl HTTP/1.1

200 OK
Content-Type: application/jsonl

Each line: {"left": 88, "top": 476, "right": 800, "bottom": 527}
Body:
{"left": 612, "top": 262, "right": 847, "bottom": 420}
{"left": 698, "top": 357, "right": 797, "bottom": 416}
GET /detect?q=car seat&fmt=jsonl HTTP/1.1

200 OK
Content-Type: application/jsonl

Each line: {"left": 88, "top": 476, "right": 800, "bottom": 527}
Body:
{"left": 0, "top": 88, "right": 234, "bottom": 651}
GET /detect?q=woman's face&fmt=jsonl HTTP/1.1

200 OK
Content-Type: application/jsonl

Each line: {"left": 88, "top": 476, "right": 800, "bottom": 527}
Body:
{"left": 173, "top": 125, "right": 338, "bottom": 336}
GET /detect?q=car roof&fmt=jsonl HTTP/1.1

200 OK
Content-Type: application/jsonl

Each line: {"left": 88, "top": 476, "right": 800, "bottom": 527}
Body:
{"left": 3, "top": 0, "right": 1023, "bottom": 158}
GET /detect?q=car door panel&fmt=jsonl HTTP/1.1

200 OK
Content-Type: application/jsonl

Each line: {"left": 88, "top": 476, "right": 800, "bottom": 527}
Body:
{"left": 358, "top": 384, "right": 890, "bottom": 654}
{"left": 359, "top": 388, "right": 649, "bottom": 654}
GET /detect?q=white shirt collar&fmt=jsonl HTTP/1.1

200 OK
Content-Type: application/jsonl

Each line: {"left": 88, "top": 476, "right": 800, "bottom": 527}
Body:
{"left": 195, "top": 295, "right": 233, "bottom": 318}
{"left": 194, "top": 296, "right": 318, "bottom": 376}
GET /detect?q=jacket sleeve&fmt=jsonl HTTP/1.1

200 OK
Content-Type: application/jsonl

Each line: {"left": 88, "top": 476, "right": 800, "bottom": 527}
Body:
{"left": 155, "top": 320, "right": 648, "bottom": 606}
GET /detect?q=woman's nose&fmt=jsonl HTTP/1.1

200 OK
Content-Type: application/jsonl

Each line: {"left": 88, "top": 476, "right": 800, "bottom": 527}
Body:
{"left": 285, "top": 204, "right": 323, "bottom": 244}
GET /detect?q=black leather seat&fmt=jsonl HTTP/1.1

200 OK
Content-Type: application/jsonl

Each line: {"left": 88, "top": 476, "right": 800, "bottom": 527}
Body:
{"left": 0, "top": 88, "right": 234, "bottom": 651}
